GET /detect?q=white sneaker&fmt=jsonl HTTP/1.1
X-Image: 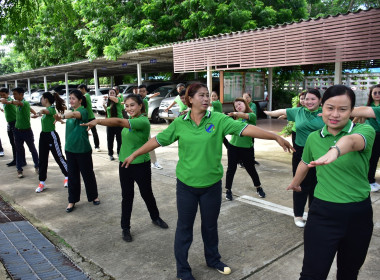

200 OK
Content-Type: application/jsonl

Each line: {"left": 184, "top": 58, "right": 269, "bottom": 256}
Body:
{"left": 95, "top": 148, "right": 101, "bottom": 152}
{"left": 35, "top": 184, "right": 46, "bottom": 193}
{"left": 0, "top": 151, "right": 4, "bottom": 157}
{"left": 151, "top": 162, "right": 163, "bottom": 170}
{"left": 370, "top": 182, "right": 380, "bottom": 192}
{"left": 294, "top": 217, "right": 306, "bottom": 228}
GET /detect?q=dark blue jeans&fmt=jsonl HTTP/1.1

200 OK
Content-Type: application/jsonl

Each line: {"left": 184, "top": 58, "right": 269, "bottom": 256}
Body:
{"left": 175, "top": 179, "right": 222, "bottom": 279}
{"left": 14, "top": 128, "right": 39, "bottom": 171}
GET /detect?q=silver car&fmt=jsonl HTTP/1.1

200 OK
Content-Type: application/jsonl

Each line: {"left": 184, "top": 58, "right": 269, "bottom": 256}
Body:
{"left": 89, "top": 88, "right": 113, "bottom": 113}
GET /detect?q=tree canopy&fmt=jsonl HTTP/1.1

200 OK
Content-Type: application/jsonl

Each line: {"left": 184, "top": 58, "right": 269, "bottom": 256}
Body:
{"left": 1, "top": 0, "right": 379, "bottom": 74}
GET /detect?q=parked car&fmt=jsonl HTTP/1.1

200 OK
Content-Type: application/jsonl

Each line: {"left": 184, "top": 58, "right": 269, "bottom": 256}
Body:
{"left": 90, "top": 88, "right": 113, "bottom": 113}
{"left": 146, "top": 84, "right": 177, "bottom": 123}
{"left": 50, "top": 84, "right": 79, "bottom": 95}
{"left": 158, "top": 96, "right": 180, "bottom": 123}
{"left": 30, "top": 89, "right": 45, "bottom": 105}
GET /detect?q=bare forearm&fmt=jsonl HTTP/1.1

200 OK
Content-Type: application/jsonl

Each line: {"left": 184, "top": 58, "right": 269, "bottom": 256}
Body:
{"left": 96, "top": 118, "right": 130, "bottom": 128}
{"left": 264, "top": 109, "right": 287, "bottom": 117}
{"left": 289, "top": 161, "right": 309, "bottom": 188}
{"left": 242, "top": 125, "right": 280, "bottom": 140}
{"left": 131, "top": 137, "right": 160, "bottom": 158}
{"left": 351, "top": 107, "right": 375, "bottom": 118}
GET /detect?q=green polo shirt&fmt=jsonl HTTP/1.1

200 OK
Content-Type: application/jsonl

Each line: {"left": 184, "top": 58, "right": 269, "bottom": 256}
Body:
{"left": 229, "top": 113, "right": 257, "bottom": 148}
{"left": 65, "top": 106, "right": 91, "bottom": 153}
{"left": 106, "top": 101, "right": 123, "bottom": 119}
{"left": 156, "top": 110, "right": 247, "bottom": 187}
{"left": 249, "top": 102, "right": 257, "bottom": 115}
{"left": 174, "top": 95, "right": 187, "bottom": 112}
{"left": 210, "top": 100, "right": 223, "bottom": 113}
{"left": 302, "top": 121, "right": 375, "bottom": 203}
{"left": 15, "top": 99, "right": 31, "bottom": 129}
{"left": 118, "top": 114, "right": 150, "bottom": 164}
{"left": 286, "top": 107, "right": 324, "bottom": 147}
{"left": 84, "top": 93, "right": 95, "bottom": 120}
{"left": 41, "top": 106, "right": 56, "bottom": 132}
{"left": 365, "top": 103, "right": 380, "bottom": 132}
{"left": 3, "top": 97, "right": 16, "bottom": 122}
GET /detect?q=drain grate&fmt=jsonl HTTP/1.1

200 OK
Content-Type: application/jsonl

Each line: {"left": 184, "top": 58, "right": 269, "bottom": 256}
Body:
{"left": 0, "top": 197, "right": 90, "bottom": 280}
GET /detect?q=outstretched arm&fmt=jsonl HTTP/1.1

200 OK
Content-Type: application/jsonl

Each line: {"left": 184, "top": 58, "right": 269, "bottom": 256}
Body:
{"left": 122, "top": 137, "right": 160, "bottom": 168}
{"left": 81, "top": 118, "right": 130, "bottom": 131}
{"left": 308, "top": 134, "right": 365, "bottom": 167}
{"left": 241, "top": 125, "right": 295, "bottom": 153}
{"left": 287, "top": 161, "right": 310, "bottom": 192}
{"left": 264, "top": 109, "right": 287, "bottom": 118}
{"left": 351, "top": 107, "right": 375, "bottom": 119}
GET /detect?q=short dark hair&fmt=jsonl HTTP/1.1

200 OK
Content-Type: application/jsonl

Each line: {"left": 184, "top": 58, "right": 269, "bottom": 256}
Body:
{"left": 185, "top": 83, "right": 208, "bottom": 108}
{"left": 306, "top": 88, "right": 321, "bottom": 99}
{"left": 179, "top": 89, "right": 186, "bottom": 97}
{"left": 78, "top": 84, "right": 88, "bottom": 92}
{"left": 12, "top": 87, "right": 25, "bottom": 94}
{"left": 138, "top": 85, "right": 146, "bottom": 89}
{"left": 322, "top": 85, "right": 355, "bottom": 109}
{"left": 0, "top": 87, "right": 9, "bottom": 93}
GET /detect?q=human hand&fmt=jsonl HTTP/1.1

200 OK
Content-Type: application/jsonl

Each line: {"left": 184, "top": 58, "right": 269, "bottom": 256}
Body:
{"left": 286, "top": 184, "right": 302, "bottom": 192}
{"left": 308, "top": 148, "right": 339, "bottom": 167}
{"left": 276, "top": 137, "right": 295, "bottom": 153}
{"left": 121, "top": 154, "right": 136, "bottom": 168}
{"left": 80, "top": 119, "right": 98, "bottom": 131}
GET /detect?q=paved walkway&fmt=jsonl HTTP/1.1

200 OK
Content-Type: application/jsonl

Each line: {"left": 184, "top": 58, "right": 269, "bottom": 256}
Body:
{"left": 0, "top": 111, "right": 379, "bottom": 280}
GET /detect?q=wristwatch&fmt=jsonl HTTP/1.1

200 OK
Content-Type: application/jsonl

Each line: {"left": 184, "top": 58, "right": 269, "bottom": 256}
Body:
{"left": 329, "top": 145, "right": 341, "bottom": 157}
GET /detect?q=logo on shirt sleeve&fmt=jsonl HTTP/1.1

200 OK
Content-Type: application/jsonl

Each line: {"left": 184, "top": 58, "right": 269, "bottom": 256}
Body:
{"left": 205, "top": 123, "right": 215, "bottom": 133}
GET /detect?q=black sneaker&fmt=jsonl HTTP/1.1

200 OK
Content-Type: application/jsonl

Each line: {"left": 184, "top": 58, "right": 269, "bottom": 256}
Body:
{"left": 256, "top": 187, "right": 266, "bottom": 198}
{"left": 6, "top": 160, "right": 16, "bottom": 166}
{"left": 254, "top": 160, "right": 260, "bottom": 166}
{"left": 152, "top": 217, "right": 168, "bottom": 229}
{"left": 122, "top": 229, "right": 132, "bottom": 242}
{"left": 239, "top": 163, "right": 245, "bottom": 168}
{"left": 109, "top": 155, "right": 115, "bottom": 161}
{"left": 225, "top": 190, "right": 233, "bottom": 201}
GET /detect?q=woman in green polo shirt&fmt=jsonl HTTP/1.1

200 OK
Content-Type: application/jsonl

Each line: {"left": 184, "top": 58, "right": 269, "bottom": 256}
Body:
{"left": 264, "top": 89, "right": 324, "bottom": 228}
{"left": 54, "top": 90, "right": 100, "bottom": 213}
{"left": 32, "top": 92, "right": 68, "bottom": 193}
{"left": 210, "top": 91, "right": 223, "bottom": 113}
{"left": 225, "top": 97, "right": 263, "bottom": 201}
{"left": 103, "top": 89, "right": 123, "bottom": 161}
{"left": 287, "top": 85, "right": 375, "bottom": 280}
{"left": 122, "top": 83, "right": 293, "bottom": 280}
{"left": 81, "top": 94, "right": 168, "bottom": 243}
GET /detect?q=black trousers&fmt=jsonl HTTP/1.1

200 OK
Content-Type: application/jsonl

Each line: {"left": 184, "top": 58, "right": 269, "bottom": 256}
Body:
{"left": 38, "top": 131, "right": 68, "bottom": 182}
{"left": 107, "top": 126, "right": 122, "bottom": 156}
{"left": 7, "top": 121, "right": 17, "bottom": 161}
{"left": 225, "top": 144, "right": 261, "bottom": 190}
{"left": 300, "top": 197, "right": 373, "bottom": 280}
{"left": 368, "top": 132, "right": 380, "bottom": 184}
{"left": 66, "top": 150, "right": 98, "bottom": 203}
{"left": 88, "top": 118, "right": 100, "bottom": 149}
{"left": 292, "top": 140, "right": 317, "bottom": 217}
{"left": 118, "top": 161, "right": 159, "bottom": 230}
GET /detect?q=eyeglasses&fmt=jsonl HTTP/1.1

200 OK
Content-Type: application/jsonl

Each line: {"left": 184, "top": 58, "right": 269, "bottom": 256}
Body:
{"left": 373, "top": 91, "right": 380, "bottom": 96}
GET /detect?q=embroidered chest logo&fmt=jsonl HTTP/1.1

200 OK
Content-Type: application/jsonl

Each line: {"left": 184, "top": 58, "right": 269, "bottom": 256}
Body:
{"left": 205, "top": 123, "right": 215, "bottom": 133}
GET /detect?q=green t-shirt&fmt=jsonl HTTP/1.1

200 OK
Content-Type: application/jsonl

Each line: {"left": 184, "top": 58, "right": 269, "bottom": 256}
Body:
{"left": 15, "top": 100, "right": 31, "bottom": 129}
{"left": 174, "top": 95, "right": 187, "bottom": 112}
{"left": 210, "top": 100, "right": 223, "bottom": 113}
{"left": 84, "top": 93, "right": 95, "bottom": 120}
{"left": 156, "top": 110, "right": 247, "bottom": 188}
{"left": 302, "top": 121, "right": 375, "bottom": 203}
{"left": 142, "top": 96, "right": 149, "bottom": 116}
{"left": 41, "top": 106, "right": 56, "bottom": 132}
{"left": 65, "top": 106, "right": 91, "bottom": 153}
{"left": 106, "top": 101, "right": 123, "bottom": 119}
{"left": 3, "top": 97, "right": 16, "bottom": 122}
{"left": 118, "top": 115, "right": 150, "bottom": 164}
{"left": 229, "top": 113, "right": 257, "bottom": 148}
{"left": 249, "top": 102, "right": 257, "bottom": 115}
{"left": 365, "top": 103, "right": 380, "bottom": 132}
{"left": 286, "top": 107, "right": 324, "bottom": 147}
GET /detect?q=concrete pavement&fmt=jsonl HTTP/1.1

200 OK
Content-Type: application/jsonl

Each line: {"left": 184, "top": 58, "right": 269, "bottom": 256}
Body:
{"left": 0, "top": 109, "right": 379, "bottom": 280}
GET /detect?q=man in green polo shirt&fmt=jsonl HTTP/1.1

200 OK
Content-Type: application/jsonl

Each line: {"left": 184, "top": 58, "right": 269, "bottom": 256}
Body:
{"left": 8, "top": 87, "right": 39, "bottom": 178}
{"left": 78, "top": 84, "right": 100, "bottom": 151}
